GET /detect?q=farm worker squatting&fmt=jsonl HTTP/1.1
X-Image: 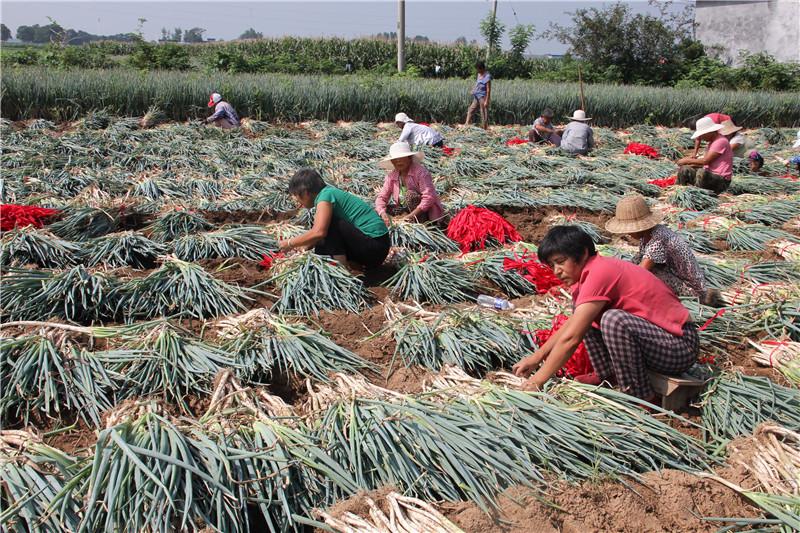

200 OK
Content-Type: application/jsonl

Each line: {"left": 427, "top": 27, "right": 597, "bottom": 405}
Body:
{"left": 206, "top": 93, "right": 240, "bottom": 129}
{"left": 464, "top": 61, "right": 492, "bottom": 130}
{"left": 513, "top": 225, "right": 699, "bottom": 403}
{"left": 528, "top": 108, "right": 562, "bottom": 147}
{"left": 560, "top": 110, "right": 594, "bottom": 155}
{"left": 691, "top": 112, "right": 730, "bottom": 158}
{"left": 279, "top": 168, "right": 390, "bottom": 271}
{"left": 375, "top": 142, "right": 446, "bottom": 226}
{"left": 394, "top": 113, "right": 445, "bottom": 147}
{"left": 677, "top": 116, "right": 733, "bottom": 195}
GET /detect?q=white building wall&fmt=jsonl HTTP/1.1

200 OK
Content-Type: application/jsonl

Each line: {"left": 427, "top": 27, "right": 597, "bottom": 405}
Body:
{"left": 695, "top": 0, "right": 800, "bottom": 64}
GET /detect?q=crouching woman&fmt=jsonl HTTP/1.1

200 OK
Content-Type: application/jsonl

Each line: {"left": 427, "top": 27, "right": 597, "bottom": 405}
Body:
{"left": 512, "top": 226, "right": 699, "bottom": 403}
{"left": 279, "top": 168, "right": 390, "bottom": 270}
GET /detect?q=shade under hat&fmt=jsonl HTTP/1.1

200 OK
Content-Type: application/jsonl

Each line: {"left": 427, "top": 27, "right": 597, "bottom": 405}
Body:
{"left": 605, "top": 194, "right": 664, "bottom": 234}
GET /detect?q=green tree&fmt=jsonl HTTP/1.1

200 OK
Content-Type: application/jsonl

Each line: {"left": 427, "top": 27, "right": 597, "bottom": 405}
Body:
{"left": 508, "top": 24, "right": 535, "bottom": 61}
{"left": 172, "top": 28, "right": 183, "bottom": 42}
{"left": 239, "top": 28, "right": 263, "bottom": 40}
{"left": 1, "top": 24, "right": 11, "bottom": 41}
{"left": 479, "top": 11, "right": 505, "bottom": 59}
{"left": 544, "top": 1, "right": 694, "bottom": 85}
{"left": 16, "top": 25, "right": 35, "bottom": 42}
{"left": 183, "top": 27, "right": 205, "bottom": 43}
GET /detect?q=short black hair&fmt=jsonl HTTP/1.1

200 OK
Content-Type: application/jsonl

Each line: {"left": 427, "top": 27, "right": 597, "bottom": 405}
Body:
{"left": 288, "top": 168, "right": 326, "bottom": 196}
{"left": 538, "top": 225, "right": 597, "bottom": 265}
{"left": 475, "top": 60, "right": 486, "bottom": 70}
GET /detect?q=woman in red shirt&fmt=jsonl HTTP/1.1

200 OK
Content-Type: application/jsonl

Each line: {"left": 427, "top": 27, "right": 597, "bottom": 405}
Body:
{"left": 513, "top": 226, "right": 699, "bottom": 402}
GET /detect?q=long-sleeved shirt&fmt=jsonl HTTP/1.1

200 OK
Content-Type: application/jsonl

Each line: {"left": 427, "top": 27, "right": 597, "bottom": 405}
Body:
{"left": 560, "top": 121, "right": 594, "bottom": 155}
{"left": 375, "top": 162, "right": 445, "bottom": 221}
{"left": 207, "top": 101, "right": 240, "bottom": 127}
{"left": 398, "top": 122, "right": 444, "bottom": 146}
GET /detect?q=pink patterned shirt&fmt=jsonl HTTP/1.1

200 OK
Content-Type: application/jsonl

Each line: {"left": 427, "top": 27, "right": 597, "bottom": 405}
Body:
{"left": 375, "top": 162, "right": 445, "bottom": 221}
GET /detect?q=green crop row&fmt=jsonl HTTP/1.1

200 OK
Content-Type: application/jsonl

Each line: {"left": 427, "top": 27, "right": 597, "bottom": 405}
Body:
{"left": 2, "top": 67, "right": 799, "bottom": 127}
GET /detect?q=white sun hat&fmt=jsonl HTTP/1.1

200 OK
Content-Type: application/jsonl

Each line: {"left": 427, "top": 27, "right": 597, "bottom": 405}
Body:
{"left": 394, "top": 112, "right": 413, "bottom": 123}
{"left": 378, "top": 141, "right": 424, "bottom": 170}
{"left": 793, "top": 130, "right": 800, "bottom": 148}
{"left": 566, "top": 109, "right": 592, "bottom": 122}
{"left": 692, "top": 116, "right": 725, "bottom": 139}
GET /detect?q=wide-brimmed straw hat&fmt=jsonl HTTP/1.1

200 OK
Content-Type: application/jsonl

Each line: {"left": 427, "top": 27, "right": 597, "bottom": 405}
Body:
{"left": 566, "top": 109, "right": 591, "bottom": 121}
{"left": 378, "top": 141, "right": 424, "bottom": 170}
{"left": 605, "top": 194, "right": 664, "bottom": 234}
{"left": 394, "top": 112, "right": 413, "bottom": 123}
{"left": 692, "top": 116, "right": 724, "bottom": 139}
{"left": 719, "top": 119, "right": 743, "bottom": 136}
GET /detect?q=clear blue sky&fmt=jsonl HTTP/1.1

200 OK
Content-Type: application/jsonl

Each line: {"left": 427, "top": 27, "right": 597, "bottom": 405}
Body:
{"left": 0, "top": 1, "right": 688, "bottom": 54}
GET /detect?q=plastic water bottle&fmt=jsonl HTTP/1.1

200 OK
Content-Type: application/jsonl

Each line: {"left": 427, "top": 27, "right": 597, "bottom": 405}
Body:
{"left": 476, "top": 295, "right": 515, "bottom": 311}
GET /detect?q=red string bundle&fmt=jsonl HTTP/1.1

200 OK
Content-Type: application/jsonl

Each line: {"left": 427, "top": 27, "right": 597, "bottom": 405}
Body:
{"left": 442, "top": 146, "right": 459, "bottom": 156}
{"left": 259, "top": 251, "right": 285, "bottom": 270}
{"left": 505, "top": 137, "right": 529, "bottom": 146}
{"left": 647, "top": 175, "right": 677, "bottom": 188}
{"left": 0, "top": 204, "right": 59, "bottom": 231}
{"left": 533, "top": 314, "right": 593, "bottom": 377}
{"left": 502, "top": 253, "right": 563, "bottom": 294}
{"left": 446, "top": 205, "right": 521, "bottom": 253}
{"left": 624, "top": 142, "right": 660, "bottom": 159}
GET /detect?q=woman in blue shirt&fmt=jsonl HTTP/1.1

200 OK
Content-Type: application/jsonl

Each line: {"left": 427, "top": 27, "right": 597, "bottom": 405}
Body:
{"left": 464, "top": 61, "right": 492, "bottom": 130}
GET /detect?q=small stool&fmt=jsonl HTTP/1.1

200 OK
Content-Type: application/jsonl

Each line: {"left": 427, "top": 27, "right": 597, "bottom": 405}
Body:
{"left": 647, "top": 371, "right": 706, "bottom": 411}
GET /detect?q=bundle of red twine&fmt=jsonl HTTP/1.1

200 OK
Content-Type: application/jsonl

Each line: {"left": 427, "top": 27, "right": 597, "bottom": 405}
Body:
{"left": 0, "top": 204, "right": 59, "bottom": 231}
{"left": 624, "top": 142, "right": 660, "bottom": 159}
{"left": 446, "top": 206, "right": 521, "bottom": 253}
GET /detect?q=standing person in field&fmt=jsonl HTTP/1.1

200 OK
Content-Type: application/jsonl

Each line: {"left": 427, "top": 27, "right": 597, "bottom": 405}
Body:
{"left": 394, "top": 113, "right": 445, "bottom": 147}
{"left": 691, "top": 112, "right": 731, "bottom": 157}
{"left": 375, "top": 141, "right": 445, "bottom": 225}
{"left": 279, "top": 168, "right": 390, "bottom": 270}
{"left": 206, "top": 93, "right": 240, "bottom": 129}
{"left": 605, "top": 194, "right": 713, "bottom": 303}
{"left": 512, "top": 225, "right": 698, "bottom": 403}
{"left": 560, "top": 110, "right": 594, "bottom": 155}
{"left": 677, "top": 116, "right": 733, "bottom": 194}
{"left": 527, "top": 108, "right": 562, "bottom": 146}
{"left": 464, "top": 61, "right": 492, "bottom": 129}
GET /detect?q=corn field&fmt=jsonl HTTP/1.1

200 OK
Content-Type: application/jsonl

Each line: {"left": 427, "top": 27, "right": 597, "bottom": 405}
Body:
{"left": 3, "top": 67, "right": 800, "bottom": 126}
{"left": 1, "top": 113, "right": 800, "bottom": 531}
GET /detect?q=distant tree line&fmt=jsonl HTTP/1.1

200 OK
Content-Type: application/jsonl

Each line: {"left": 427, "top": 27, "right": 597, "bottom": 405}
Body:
{"left": 12, "top": 22, "right": 137, "bottom": 44}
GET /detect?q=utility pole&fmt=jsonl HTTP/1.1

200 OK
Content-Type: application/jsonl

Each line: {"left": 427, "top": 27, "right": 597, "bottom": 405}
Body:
{"left": 397, "top": 0, "right": 406, "bottom": 72}
{"left": 486, "top": 0, "right": 498, "bottom": 61}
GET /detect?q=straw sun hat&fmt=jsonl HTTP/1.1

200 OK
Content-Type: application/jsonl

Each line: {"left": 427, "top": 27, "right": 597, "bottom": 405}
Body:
{"left": 378, "top": 141, "right": 424, "bottom": 170}
{"left": 719, "top": 119, "right": 743, "bottom": 136}
{"left": 605, "top": 194, "right": 664, "bottom": 234}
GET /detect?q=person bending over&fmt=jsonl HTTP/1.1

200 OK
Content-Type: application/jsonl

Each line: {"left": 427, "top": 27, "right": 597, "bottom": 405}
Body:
{"left": 206, "top": 93, "right": 240, "bottom": 129}
{"left": 375, "top": 142, "right": 445, "bottom": 225}
{"left": 512, "top": 225, "right": 699, "bottom": 403}
{"left": 394, "top": 113, "right": 445, "bottom": 147}
{"left": 279, "top": 169, "right": 390, "bottom": 270}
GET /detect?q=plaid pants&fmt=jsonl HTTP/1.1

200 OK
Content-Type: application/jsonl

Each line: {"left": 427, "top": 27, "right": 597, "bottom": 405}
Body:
{"left": 582, "top": 309, "right": 698, "bottom": 399}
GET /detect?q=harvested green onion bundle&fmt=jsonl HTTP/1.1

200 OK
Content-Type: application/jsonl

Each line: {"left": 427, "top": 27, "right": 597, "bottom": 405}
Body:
{"left": 667, "top": 186, "right": 719, "bottom": 211}
{"left": 549, "top": 215, "right": 609, "bottom": 244}
{"left": 701, "top": 372, "right": 800, "bottom": 443}
{"left": 83, "top": 231, "right": 168, "bottom": 268}
{"left": 0, "top": 335, "right": 116, "bottom": 426}
{"left": 390, "top": 222, "right": 460, "bottom": 254}
{"left": 146, "top": 210, "right": 212, "bottom": 242}
{"left": 738, "top": 199, "right": 800, "bottom": 227}
{"left": 675, "top": 227, "right": 717, "bottom": 255}
{"left": 696, "top": 256, "right": 744, "bottom": 289}
{"left": 384, "top": 254, "right": 477, "bottom": 304}
{"left": 173, "top": 226, "right": 277, "bottom": 261}
{"left": 384, "top": 302, "right": 530, "bottom": 372}
{"left": 428, "top": 367, "right": 717, "bottom": 480}
{"left": 266, "top": 253, "right": 369, "bottom": 315}
{"left": 726, "top": 224, "right": 797, "bottom": 252}
{"left": 116, "top": 257, "right": 247, "bottom": 320}
{"left": 216, "top": 309, "right": 372, "bottom": 382}
{"left": 0, "top": 227, "right": 81, "bottom": 269}
{"left": 462, "top": 249, "right": 537, "bottom": 298}
{"left": 308, "top": 374, "right": 538, "bottom": 512}
{"left": 750, "top": 339, "right": 800, "bottom": 387}
{"left": 49, "top": 206, "right": 121, "bottom": 240}
{"left": 743, "top": 262, "right": 800, "bottom": 284}
{"left": 0, "top": 266, "right": 120, "bottom": 323}
{"left": 95, "top": 324, "right": 234, "bottom": 411}
{"left": 0, "top": 429, "right": 82, "bottom": 533}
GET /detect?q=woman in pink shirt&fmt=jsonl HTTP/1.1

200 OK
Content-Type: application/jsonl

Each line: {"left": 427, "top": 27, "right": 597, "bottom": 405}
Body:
{"left": 677, "top": 116, "right": 733, "bottom": 195}
{"left": 375, "top": 142, "right": 445, "bottom": 224}
{"left": 691, "top": 112, "right": 731, "bottom": 157}
{"left": 513, "top": 226, "right": 698, "bottom": 403}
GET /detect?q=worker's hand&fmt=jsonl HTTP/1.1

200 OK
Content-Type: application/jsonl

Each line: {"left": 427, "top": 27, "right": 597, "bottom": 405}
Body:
{"left": 521, "top": 378, "right": 544, "bottom": 392}
{"left": 512, "top": 354, "right": 539, "bottom": 378}
{"left": 482, "top": 99, "right": 490, "bottom": 109}
{"left": 278, "top": 239, "right": 292, "bottom": 252}
{"left": 381, "top": 213, "right": 391, "bottom": 226}
{"left": 676, "top": 157, "right": 689, "bottom": 165}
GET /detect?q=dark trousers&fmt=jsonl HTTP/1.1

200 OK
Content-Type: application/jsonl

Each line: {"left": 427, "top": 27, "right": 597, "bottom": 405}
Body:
{"left": 315, "top": 216, "right": 391, "bottom": 268}
{"left": 677, "top": 166, "right": 731, "bottom": 195}
{"left": 432, "top": 140, "right": 444, "bottom": 148}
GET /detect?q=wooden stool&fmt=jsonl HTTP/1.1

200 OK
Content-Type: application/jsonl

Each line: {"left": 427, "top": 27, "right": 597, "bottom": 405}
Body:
{"left": 648, "top": 371, "right": 706, "bottom": 411}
